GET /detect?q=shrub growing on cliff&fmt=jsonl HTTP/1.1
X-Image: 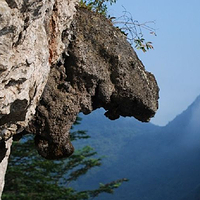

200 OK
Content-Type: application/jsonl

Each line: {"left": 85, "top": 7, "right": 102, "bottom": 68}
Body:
{"left": 79, "top": 0, "right": 156, "bottom": 52}
{"left": 80, "top": 0, "right": 116, "bottom": 16}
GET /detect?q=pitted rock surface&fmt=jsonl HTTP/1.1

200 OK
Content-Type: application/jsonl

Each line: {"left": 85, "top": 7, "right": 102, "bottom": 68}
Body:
{"left": 24, "top": 7, "right": 159, "bottom": 159}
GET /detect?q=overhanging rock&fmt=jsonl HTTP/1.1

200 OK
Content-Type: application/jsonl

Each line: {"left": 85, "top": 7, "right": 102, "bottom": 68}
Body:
{"left": 24, "top": 7, "right": 159, "bottom": 159}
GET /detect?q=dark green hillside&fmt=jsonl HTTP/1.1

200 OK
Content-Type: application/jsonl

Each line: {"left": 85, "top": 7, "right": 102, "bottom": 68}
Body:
{"left": 72, "top": 95, "right": 200, "bottom": 200}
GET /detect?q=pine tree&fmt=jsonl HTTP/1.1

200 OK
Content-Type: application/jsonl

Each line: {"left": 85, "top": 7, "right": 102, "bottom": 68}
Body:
{"left": 2, "top": 117, "right": 127, "bottom": 200}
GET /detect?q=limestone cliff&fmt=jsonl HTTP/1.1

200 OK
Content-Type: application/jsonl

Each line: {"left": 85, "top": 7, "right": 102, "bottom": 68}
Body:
{"left": 0, "top": 2, "right": 159, "bottom": 160}
{"left": 0, "top": 0, "right": 77, "bottom": 141}
{"left": 0, "top": 0, "right": 77, "bottom": 195}
{"left": 23, "top": 7, "right": 159, "bottom": 159}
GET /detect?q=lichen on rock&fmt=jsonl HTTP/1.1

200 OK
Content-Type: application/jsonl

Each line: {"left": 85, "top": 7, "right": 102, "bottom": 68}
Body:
{"left": 23, "top": 7, "right": 159, "bottom": 159}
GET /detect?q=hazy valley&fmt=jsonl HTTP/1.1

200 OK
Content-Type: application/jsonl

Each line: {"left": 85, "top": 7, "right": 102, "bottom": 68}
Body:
{"left": 72, "top": 95, "right": 200, "bottom": 200}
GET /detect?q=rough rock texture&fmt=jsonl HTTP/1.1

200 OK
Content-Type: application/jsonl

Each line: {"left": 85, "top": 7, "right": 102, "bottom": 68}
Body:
{"left": 0, "top": 0, "right": 77, "bottom": 141}
{"left": 0, "top": 0, "right": 77, "bottom": 196}
{"left": 0, "top": 138, "right": 12, "bottom": 196}
{"left": 24, "top": 7, "right": 159, "bottom": 159}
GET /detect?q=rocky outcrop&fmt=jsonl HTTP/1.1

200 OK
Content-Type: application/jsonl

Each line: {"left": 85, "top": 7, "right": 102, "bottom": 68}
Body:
{"left": 0, "top": 0, "right": 77, "bottom": 141}
{"left": 23, "top": 7, "right": 159, "bottom": 159}
{"left": 0, "top": 137, "right": 12, "bottom": 196}
{"left": 0, "top": 0, "right": 78, "bottom": 196}
{"left": 0, "top": 0, "right": 159, "bottom": 159}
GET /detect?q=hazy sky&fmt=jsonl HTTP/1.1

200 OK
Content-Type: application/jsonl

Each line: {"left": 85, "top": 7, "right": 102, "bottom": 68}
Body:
{"left": 108, "top": 0, "right": 200, "bottom": 126}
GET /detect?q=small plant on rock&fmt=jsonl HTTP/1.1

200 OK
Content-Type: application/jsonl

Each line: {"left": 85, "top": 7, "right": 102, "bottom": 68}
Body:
{"left": 80, "top": 0, "right": 116, "bottom": 16}
{"left": 79, "top": 0, "right": 156, "bottom": 52}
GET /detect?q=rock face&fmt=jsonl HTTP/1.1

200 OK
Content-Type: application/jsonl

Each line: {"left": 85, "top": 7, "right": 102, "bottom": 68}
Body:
{"left": 0, "top": 0, "right": 159, "bottom": 159}
{"left": 0, "top": 0, "right": 77, "bottom": 141}
{"left": 23, "top": 7, "right": 159, "bottom": 159}
{"left": 0, "top": 0, "right": 77, "bottom": 195}
{"left": 0, "top": 137, "right": 12, "bottom": 196}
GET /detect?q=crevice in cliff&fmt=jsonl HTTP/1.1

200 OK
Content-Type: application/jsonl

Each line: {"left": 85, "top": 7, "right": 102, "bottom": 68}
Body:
{"left": 0, "top": 99, "right": 28, "bottom": 126}
{"left": 5, "top": 78, "right": 26, "bottom": 88}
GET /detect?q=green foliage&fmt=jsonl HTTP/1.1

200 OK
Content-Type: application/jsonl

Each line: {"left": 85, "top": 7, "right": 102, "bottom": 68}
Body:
{"left": 79, "top": 0, "right": 156, "bottom": 52}
{"left": 134, "top": 38, "right": 154, "bottom": 52}
{"left": 79, "top": 0, "right": 116, "bottom": 16}
{"left": 2, "top": 117, "right": 127, "bottom": 200}
{"left": 86, "top": 178, "right": 128, "bottom": 198}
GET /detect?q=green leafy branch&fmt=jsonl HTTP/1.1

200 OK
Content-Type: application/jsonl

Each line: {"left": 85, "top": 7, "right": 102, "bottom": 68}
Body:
{"left": 134, "top": 38, "right": 154, "bottom": 52}
{"left": 79, "top": 0, "right": 116, "bottom": 16}
{"left": 79, "top": 1, "right": 156, "bottom": 52}
{"left": 112, "top": 7, "right": 157, "bottom": 52}
{"left": 78, "top": 178, "right": 129, "bottom": 199}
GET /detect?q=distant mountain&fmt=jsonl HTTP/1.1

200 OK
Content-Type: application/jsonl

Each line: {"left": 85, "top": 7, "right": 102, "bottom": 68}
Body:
{"left": 180, "top": 184, "right": 200, "bottom": 200}
{"left": 72, "top": 95, "right": 200, "bottom": 200}
{"left": 166, "top": 94, "right": 200, "bottom": 131}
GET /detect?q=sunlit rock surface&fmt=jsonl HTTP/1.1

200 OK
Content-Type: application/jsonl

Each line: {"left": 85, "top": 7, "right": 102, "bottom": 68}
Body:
{"left": 0, "top": 0, "right": 77, "bottom": 140}
{"left": 0, "top": 0, "right": 77, "bottom": 195}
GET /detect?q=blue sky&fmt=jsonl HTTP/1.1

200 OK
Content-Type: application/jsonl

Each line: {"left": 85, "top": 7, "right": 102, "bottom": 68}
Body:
{"left": 108, "top": 0, "right": 200, "bottom": 126}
